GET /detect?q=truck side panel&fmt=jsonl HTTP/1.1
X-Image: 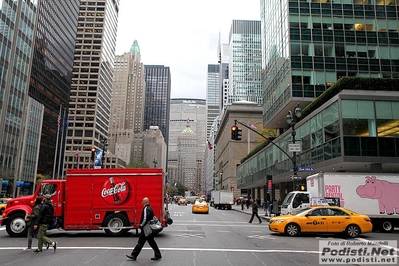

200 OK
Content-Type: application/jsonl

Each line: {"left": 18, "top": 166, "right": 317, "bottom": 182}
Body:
{"left": 307, "top": 172, "right": 399, "bottom": 217}
{"left": 64, "top": 168, "right": 164, "bottom": 230}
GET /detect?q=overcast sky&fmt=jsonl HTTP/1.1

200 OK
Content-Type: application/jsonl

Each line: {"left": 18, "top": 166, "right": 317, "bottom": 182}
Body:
{"left": 115, "top": 0, "right": 260, "bottom": 99}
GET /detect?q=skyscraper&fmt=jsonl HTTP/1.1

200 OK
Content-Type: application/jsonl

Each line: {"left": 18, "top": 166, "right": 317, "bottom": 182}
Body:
{"left": 227, "top": 20, "right": 262, "bottom": 106}
{"left": 65, "top": 0, "right": 119, "bottom": 170}
{"left": 261, "top": 0, "right": 399, "bottom": 128}
{"left": 206, "top": 64, "right": 220, "bottom": 138}
{"left": 29, "top": 1, "right": 80, "bottom": 177}
{"left": 143, "top": 65, "right": 171, "bottom": 146}
{"left": 109, "top": 40, "right": 145, "bottom": 164}
{"left": 0, "top": 1, "right": 40, "bottom": 190}
{"left": 168, "top": 99, "right": 207, "bottom": 188}
{"left": 0, "top": 1, "right": 79, "bottom": 195}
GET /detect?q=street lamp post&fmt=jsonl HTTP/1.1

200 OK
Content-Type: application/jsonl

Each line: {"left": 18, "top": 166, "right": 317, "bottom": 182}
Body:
{"left": 219, "top": 171, "right": 223, "bottom": 190}
{"left": 285, "top": 104, "right": 302, "bottom": 190}
{"left": 100, "top": 137, "right": 108, "bottom": 169}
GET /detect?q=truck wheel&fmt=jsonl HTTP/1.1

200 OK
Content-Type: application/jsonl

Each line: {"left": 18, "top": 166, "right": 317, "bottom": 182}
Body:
{"left": 6, "top": 213, "right": 28, "bottom": 237}
{"left": 285, "top": 223, "right": 300, "bottom": 236}
{"left": 380, "top": 220, "right": 394, "bottom": 233}
{"left": 104, "top": 213, "right": 129, "bottom": 236}
{"left": 345, "top": 224, "right": 360, "bottom": 238}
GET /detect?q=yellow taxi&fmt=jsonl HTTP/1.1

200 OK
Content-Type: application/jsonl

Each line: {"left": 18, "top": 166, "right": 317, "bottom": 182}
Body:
{"left": 0, "top": 198, "right": 10, "bottom": 215}
{"left": 178, "top": 197, "right": 187, "bottom": 205}
{"left": 269, "top": 206, "right": 372, "bottom": 238}
{"left": 192, "top": 199, "right": 209, "bottom": 214}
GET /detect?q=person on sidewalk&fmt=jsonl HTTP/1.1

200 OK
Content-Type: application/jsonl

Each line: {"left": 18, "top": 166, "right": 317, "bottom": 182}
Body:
{"left": 32, "top": 194, "right": 57, "bottom": 253}
{"left": 23, "top": 197, "right": 42, "bottom": 251}
{"left": 126, "top": 197, "right": 162, "bottom": 261}
{"left": 249, "top": 199, "right": 262, "bottom": 224}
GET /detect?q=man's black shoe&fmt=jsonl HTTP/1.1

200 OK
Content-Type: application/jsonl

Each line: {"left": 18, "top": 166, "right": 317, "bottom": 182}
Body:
{"left": 32, "top": 249, "right": 42, "bottom": 253}
{"left": 126, "top": 254, "right": 136, "bottom": 261}
{"left": 150, "top": 257, "right": 162, "bottom": 260}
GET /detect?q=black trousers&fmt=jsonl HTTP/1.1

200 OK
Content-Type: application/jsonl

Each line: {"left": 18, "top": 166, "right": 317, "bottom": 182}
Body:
{"left": 131, "top": 232, "right": 161, "bottom": 258}
{"left": 249, "top": 212, "right": 262, "bottom": 223}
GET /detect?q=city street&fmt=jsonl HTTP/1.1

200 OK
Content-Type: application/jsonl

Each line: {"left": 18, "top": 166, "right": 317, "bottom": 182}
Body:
{"left": 0, "top": 203, "right": 398, "bottom": 266}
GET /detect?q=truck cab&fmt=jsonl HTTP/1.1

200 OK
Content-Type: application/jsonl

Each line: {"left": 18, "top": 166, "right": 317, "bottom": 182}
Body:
{"left": 1, "top": 180, "right": 64, "bottom": 237}
{"left": 280, "top": 191, "right": 311, "bottom": 215}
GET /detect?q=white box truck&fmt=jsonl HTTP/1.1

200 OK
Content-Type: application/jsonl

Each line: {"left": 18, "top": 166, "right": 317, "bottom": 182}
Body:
{"left": 280, "top": 172, "right": 399, "bottom": 232}
{"left": 211, "top": 190, "right": 234, "bottom": 210}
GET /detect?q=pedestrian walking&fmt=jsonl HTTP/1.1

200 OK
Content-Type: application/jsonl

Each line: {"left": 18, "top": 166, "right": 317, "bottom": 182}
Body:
{"left": 23, "top": 197, "right": 42, "bottom": 251}
{"left": 126, "top": 197, "right": 162, "bottom": 261}
{"left": 249, "top": 199, "right": 262, "bottom": 224}
{"left": 32, "top": 194, "right": 57, "bottom": 253}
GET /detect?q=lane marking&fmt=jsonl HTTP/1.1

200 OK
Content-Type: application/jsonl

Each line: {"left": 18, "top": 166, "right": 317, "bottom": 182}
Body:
{"left": 0, "top": 246, "right": 321, "bottom": 253}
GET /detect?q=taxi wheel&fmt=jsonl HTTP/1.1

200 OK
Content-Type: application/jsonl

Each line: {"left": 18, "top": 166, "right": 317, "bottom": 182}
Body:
{"left": 345, "top": 224, "right": 360, "bottom": 238}
{"left": 285, "top": 223, "right": 300, "bottom": 236}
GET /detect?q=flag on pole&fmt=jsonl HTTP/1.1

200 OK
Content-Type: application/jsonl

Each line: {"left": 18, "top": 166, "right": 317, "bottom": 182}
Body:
{"left": 74, "top": 148, "right": 79, "bottom": 161}
{"left": 57, "top": 115, "right": 61, "bottom": 128}
{"left": 207, "top": 140, "right": 213, "bottom": 150}
{"left": 249, "top": 124, "right": 257, "bottom": 129}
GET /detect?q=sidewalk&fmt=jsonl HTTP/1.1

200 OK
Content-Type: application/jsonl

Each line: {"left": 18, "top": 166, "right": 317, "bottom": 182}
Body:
{"left": 231, "top": 204, "right": 277, "bottom": 222}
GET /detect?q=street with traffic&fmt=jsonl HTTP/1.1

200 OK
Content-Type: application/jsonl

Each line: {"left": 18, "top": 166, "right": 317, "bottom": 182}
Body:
{"left": 0, "top": 203, "right": 398, "bottom": 266}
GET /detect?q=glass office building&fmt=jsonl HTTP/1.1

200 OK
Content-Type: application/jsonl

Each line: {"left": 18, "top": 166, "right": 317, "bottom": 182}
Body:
{"left": 237, "top": 0, "right": 399, "bottom": 201}
{"left": 262, "top": 0, "right": 399, "bottom": 128}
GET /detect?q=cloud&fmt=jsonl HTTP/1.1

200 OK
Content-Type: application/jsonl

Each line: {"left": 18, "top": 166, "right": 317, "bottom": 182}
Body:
{"left": 115, "top": 0, "right": 260, "bottom": 99}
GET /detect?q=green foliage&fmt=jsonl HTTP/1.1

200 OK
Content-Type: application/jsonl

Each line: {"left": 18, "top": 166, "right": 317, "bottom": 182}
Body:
{"left": 128, "top": 161, "right": 149, "bottom": 168}
{"left": 301, "top": 77, "right": 399, "bottom": 118}
{"left": 35, "top": 174, "right": 50, "bottom": 187}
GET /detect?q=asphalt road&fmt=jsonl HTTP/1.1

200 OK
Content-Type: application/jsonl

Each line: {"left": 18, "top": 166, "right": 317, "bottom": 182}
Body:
{"left": 0, "top": 203, "right": 398, "bottom": 266}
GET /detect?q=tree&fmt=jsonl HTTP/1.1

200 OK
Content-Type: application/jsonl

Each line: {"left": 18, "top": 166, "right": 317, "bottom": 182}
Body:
{"left": 128, "top": 161, "right": 149, "bottom": 168}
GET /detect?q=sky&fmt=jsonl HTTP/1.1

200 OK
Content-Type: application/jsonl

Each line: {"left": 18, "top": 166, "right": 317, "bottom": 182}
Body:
{"left": 115, "top": 0, "right": 261, "bottom": 99}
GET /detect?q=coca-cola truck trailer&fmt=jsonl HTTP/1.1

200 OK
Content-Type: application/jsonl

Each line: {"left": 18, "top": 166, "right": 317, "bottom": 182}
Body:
{"left": 0, "top": 168, "right": 172, "bottom": 237}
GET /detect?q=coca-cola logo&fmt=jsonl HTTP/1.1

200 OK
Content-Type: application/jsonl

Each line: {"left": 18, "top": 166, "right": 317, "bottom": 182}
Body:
{"left": 101, "top": 176, "right": 129, "bottom": 205}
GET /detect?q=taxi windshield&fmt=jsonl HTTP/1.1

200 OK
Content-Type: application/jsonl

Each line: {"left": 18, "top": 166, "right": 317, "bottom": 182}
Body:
{"left": 295, "top": 207, "right": 312, "bottom": 215}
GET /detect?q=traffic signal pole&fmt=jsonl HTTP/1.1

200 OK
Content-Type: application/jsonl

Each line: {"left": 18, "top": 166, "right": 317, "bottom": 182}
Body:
{"left": 233, "top": 119, "right": 299, "bottom": 189}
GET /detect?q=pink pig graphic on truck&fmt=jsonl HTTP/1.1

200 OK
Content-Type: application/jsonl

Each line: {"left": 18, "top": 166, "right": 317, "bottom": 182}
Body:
{"left": 356, "top": 176, "right": 399, "bottom": 215}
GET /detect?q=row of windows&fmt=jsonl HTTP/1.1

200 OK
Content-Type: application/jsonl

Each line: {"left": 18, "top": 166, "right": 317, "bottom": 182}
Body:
{"left": 290, "top": 32, "right": 399, "bottom": 44}
{"left": 290, "top": 1, "right": 399, "bottom": 10}
{"left": 291, "top": 56, "right": 399, "bottom": 70}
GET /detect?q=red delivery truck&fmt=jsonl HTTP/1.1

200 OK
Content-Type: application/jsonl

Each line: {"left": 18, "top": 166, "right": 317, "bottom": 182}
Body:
{"left": 0, "top": 168, "right": 173, "bottom": 237}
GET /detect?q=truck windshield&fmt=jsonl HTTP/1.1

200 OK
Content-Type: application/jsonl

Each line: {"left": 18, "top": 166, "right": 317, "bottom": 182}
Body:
{"left": 39, "top": 183, "right": 57, "bottom": 196}
{"left": 282, "top": 193, "right": 295, "bottom": 206}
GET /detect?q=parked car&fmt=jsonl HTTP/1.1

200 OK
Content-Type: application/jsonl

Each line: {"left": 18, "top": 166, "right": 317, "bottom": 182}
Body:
{"left": 192, "top": 199, "right": 209, "bottom": 214}
{"left": 269, "top": 206, "right": 373, "bottom": 238}
{"left": 0, "top": 198, "right": 10, "bottom": 215}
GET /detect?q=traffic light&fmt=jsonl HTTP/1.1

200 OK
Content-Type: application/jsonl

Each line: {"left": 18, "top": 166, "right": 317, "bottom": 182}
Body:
{"left": 91, "top": 148, "right": 96, "bottom": 161}
{"left": 231, "top": 125, "right": 238, "bottom": 140}
{"left": 299, "top": 184, "right": 306, "bottom": 191}
{"left": 236, "top": 128, "right": 242, "bottom": 141}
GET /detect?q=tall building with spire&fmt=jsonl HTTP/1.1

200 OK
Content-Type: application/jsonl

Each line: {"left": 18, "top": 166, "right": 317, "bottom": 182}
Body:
{"left": 64, "top": 0, "right": 119, "bottom": 170}
{"left": 109, "top": 40, "right": 146, "bottom": 164}
{"left": 178, "top": 120, "right": 198, "bottom": 189}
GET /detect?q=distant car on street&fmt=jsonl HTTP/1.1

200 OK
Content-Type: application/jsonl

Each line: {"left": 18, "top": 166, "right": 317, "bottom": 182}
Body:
{"left": 178, "top": 197, "right": 187, "bottom": 205}
{"left": 269, "top": 206, "right": 372, "bottom": 238}
{"left": 192, "top": 199, "right": 209, "bottom": 214}
{"left": 0, "top": 198, "right": 10, "bottom": 215}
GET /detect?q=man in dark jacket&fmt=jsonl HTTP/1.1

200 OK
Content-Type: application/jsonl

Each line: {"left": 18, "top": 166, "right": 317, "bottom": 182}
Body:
{"left": 249, "top": 199, "right": 262, "bottom": 224}
{"left": 32, "top": 194, "right": 57, "bottom": 253}
{"left": 23, "top": 197, "right": 42, "bottom": 250}
{"left": 126, "top": 197, "right": 162, "bottom": 261}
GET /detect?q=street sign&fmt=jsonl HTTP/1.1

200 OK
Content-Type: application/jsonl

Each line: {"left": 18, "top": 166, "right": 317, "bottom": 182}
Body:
{"left": 288, "top": 143, "right": 301, "bottom": 152}
{"left": 289, "top": 166, "right": 315, "bottom": 172}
